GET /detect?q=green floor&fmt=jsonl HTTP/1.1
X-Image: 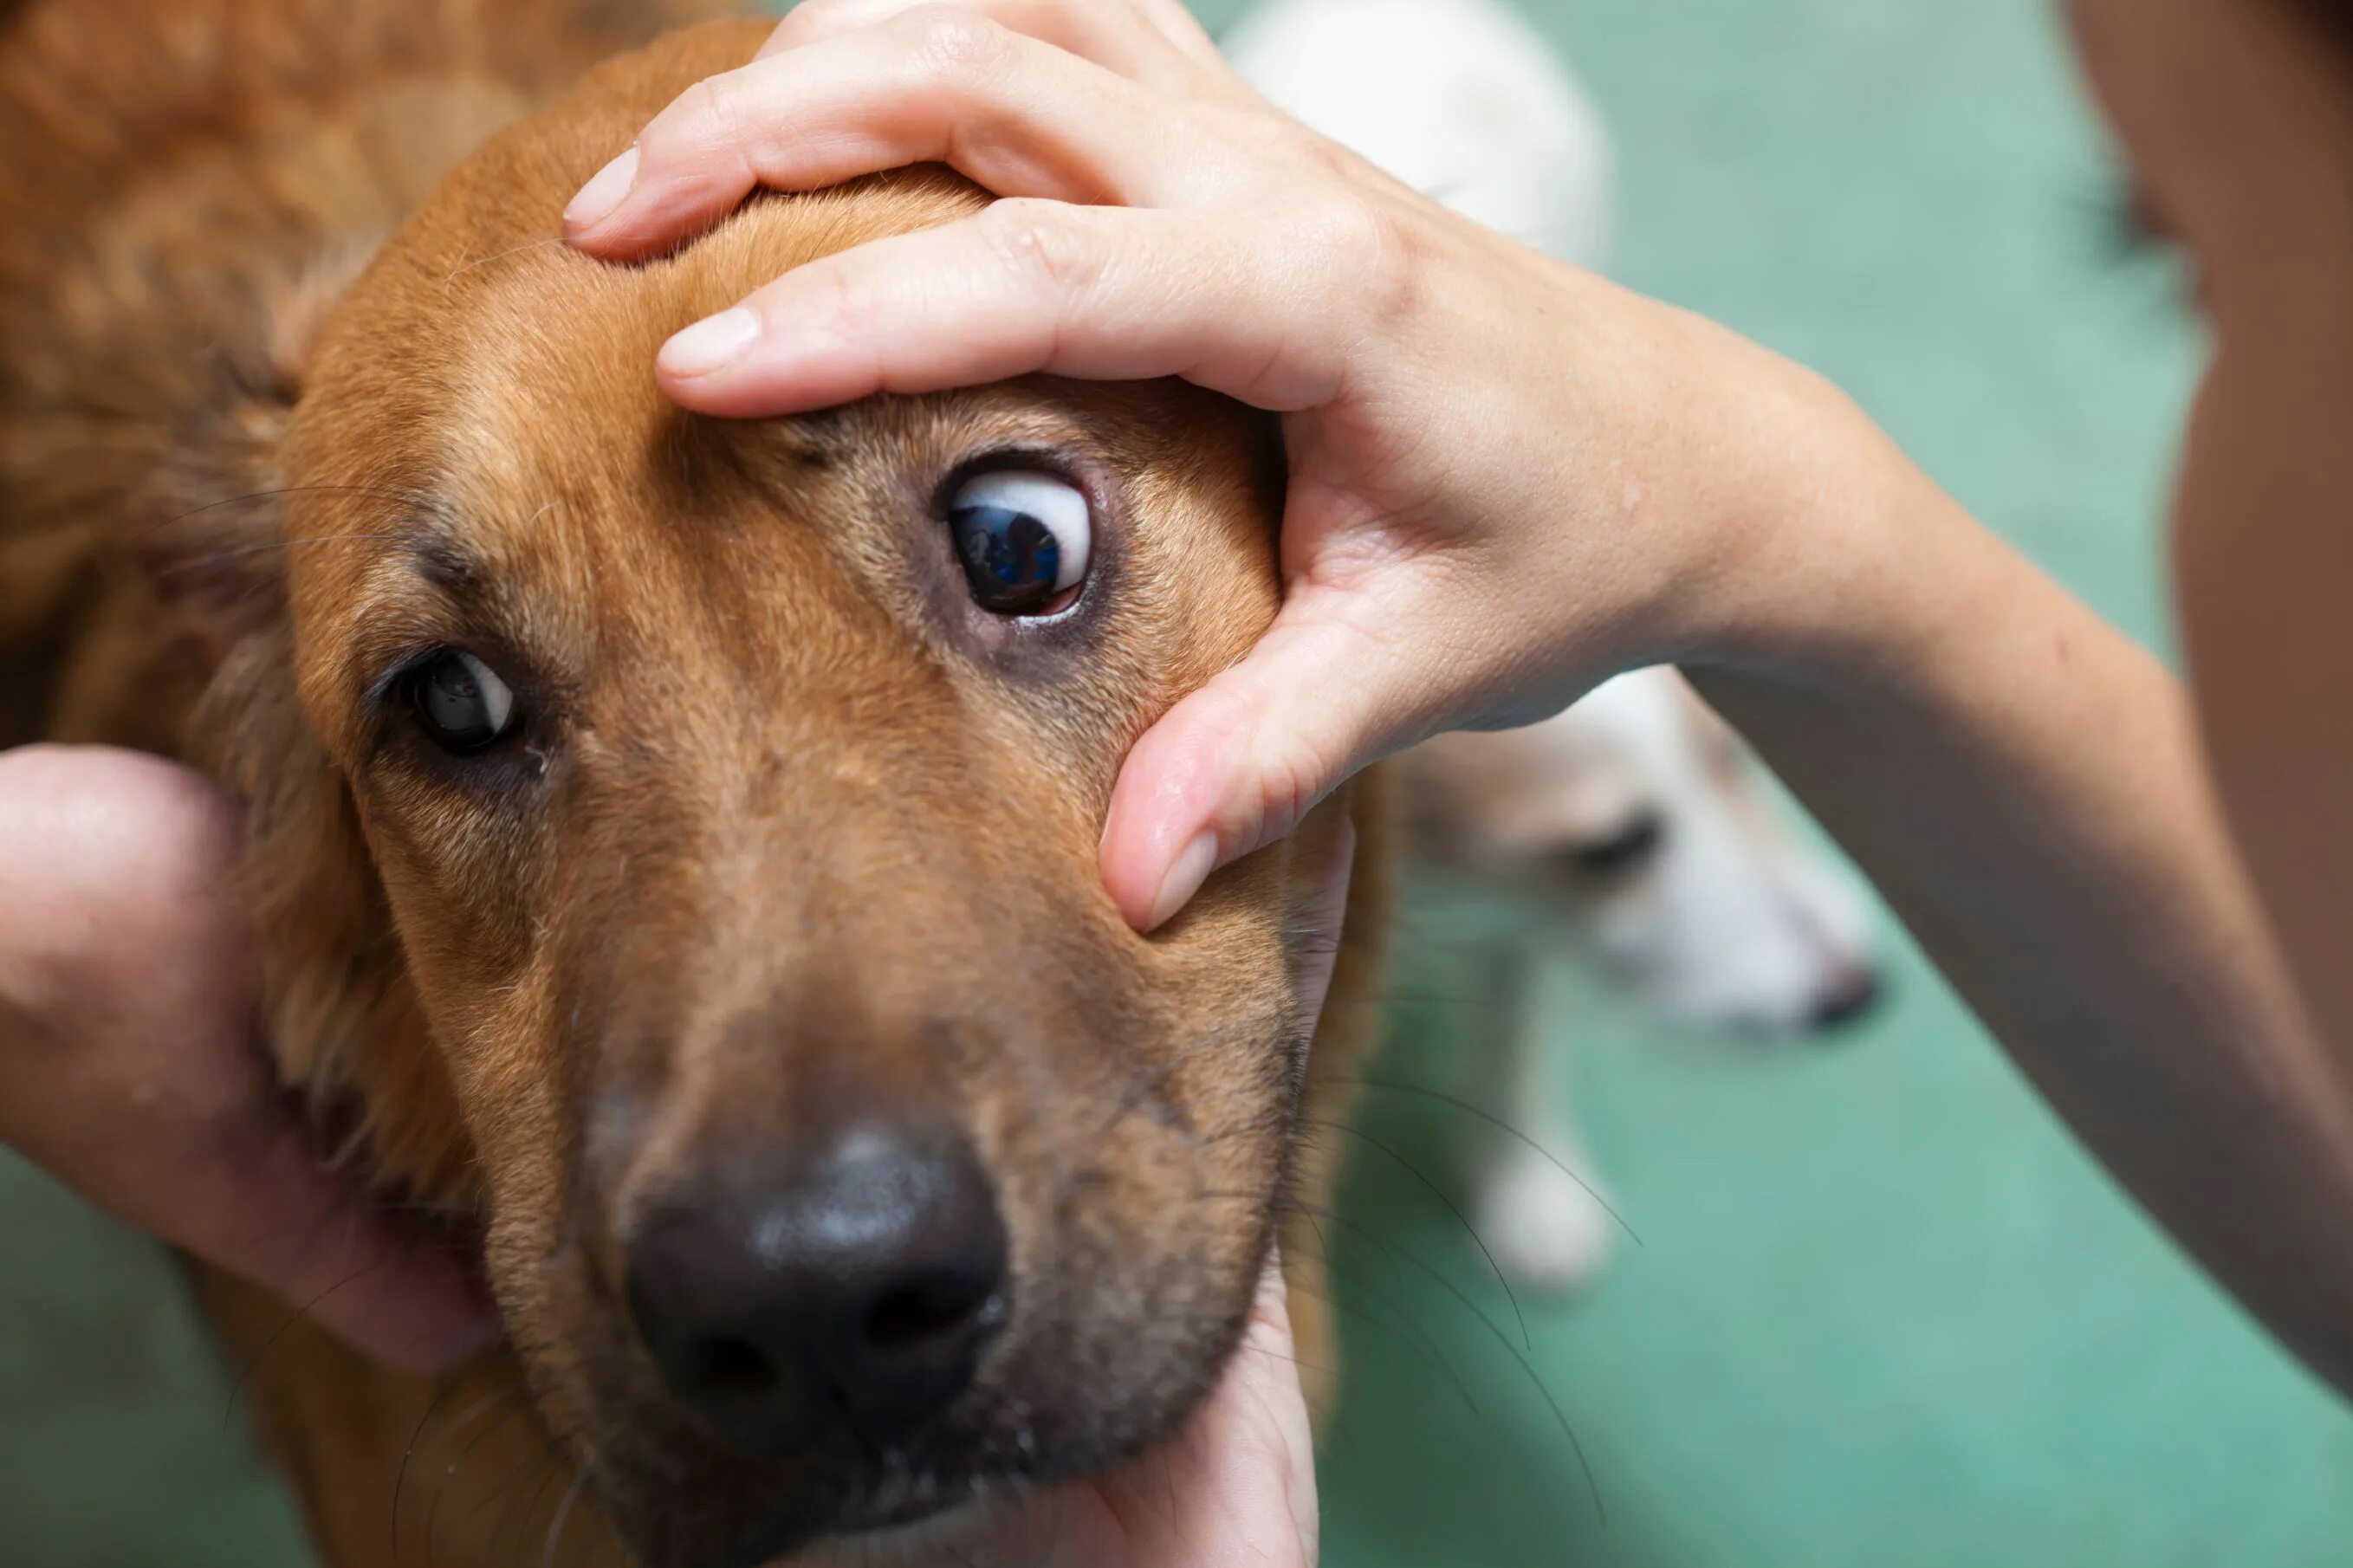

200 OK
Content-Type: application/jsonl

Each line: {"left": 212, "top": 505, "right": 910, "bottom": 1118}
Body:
{"left": 6, "top": 0, "right": 2351, "bottom": 1565}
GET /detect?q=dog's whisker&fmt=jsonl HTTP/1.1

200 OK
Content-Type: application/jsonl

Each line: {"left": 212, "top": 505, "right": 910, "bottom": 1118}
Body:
{"left": 1299, "top": 1114, "right": 1529, "bottom": 1351}
{"left": 139, "top": 483, "right": 423, "bottom": 538}
{"left": 541, "top": 1467, "right": 591, "bottom": 1568}
{"left": 1234, "top": 1339, "right": 1339, "bottom": 1383}
{"left": 1297, "top": 1251, "right": 1487, "bottom": 1424}
{"left": 470, "top": 1452, "right": 541, "bottom": 1564}
{"left": 1270, "top": 1199, "right": 1512, "bottom": 1375}
{"left": 392, "top": 1379, "right": 522, "bottom": 1562}
{"left": 1340, "top": 1074, "right": 1642, "bottom": 1244}
{"left": 1280, "top": 1196, "right": 1606, "bottom": 1524}
{"left": 222, "top": 1247, "right": 423, "bottom": 1428}
{"left": 494, "top": 1445, "right": 572, "bottom": 1564}
{"left": 1145, "top": 1195, "right": 1494, "bottom": 1429}
{"left": 155, "top": 530, "right": 414, "bottom": 573}
{"left": 392, "top": 1371, "right": 467, "bottom": 1563}
{"left": 427, "top": 1389, "right": 532, "bottom": 1565}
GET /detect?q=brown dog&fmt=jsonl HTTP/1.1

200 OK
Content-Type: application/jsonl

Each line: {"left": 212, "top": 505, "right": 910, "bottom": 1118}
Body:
{"left": 0, "top": 4, "right": 1388, "bottom": 1565}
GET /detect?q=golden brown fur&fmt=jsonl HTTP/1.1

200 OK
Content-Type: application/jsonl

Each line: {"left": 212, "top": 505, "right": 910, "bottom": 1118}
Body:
{"left": 2, "top": 5, "right": 1386, "bottom": 1567}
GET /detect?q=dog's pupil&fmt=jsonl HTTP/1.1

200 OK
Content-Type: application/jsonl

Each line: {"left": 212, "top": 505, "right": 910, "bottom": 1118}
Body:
{"left": 953, "top": 505, "right": 1060, "bottom": 613}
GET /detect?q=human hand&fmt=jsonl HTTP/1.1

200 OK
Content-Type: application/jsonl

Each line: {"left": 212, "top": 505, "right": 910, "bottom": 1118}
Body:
{"left": 565, "top": 0, "right": 1870, "bottom": 930}
{"left": 0, "top": 745, "right": 499, "bottom": 1373}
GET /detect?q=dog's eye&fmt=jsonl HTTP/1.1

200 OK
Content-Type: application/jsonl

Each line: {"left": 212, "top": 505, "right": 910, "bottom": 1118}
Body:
{"left": 1566, "top": 811, "right": 1666, "bottom": 880}
{"left": 406, "top": 650, "right": 518, "bottom": 754}
{"left": 949, "top": 470, "right": 1091, "bottom": 616}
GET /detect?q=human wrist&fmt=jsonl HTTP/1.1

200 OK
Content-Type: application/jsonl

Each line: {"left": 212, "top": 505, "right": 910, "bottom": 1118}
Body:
{"left": 1669, "top": 346, "right": 1985, "bottom": 701}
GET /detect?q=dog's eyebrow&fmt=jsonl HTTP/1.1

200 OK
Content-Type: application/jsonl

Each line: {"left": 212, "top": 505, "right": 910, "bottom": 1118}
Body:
{"left": 400, "top": 522, "right": 482, "bottom": 599}
{"left": 753, "top": 409, "right": 846, "bottom": 470}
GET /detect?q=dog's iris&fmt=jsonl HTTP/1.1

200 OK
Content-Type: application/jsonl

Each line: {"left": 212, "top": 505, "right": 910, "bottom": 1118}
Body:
{"left": 949, "top": 470, "right": 1092, "bottom": 616}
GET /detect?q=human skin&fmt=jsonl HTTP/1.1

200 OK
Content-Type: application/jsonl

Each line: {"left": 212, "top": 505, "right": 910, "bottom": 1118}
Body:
{"left": 565, "top": 0, "right": 2353, "bottom": 1403}
{"left": 0, "top": 744, "right": 499, "bottom": 1372}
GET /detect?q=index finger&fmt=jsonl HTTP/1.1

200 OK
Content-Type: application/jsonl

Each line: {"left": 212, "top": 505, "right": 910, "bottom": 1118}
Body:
{"left": 762, "top": 0, "right": 1228, "bottom": 83}
{"left": 563, "top": 8, "right": 1196, "bottom": 259}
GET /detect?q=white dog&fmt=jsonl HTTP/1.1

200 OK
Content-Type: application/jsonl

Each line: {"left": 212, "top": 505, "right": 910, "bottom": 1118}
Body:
{"left": 1227, "top": 0, "right": 1882, "bottom": 1290}
{"left": 1404, "top": 672, "right": 1881, "bottom": 1286}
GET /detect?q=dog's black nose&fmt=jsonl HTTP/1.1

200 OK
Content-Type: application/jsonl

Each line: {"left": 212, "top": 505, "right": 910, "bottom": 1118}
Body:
{"left": 626, "top": 1124, "right": 1008, "bottom": 1457}
{"left": 1811, "top": 965, "right": 1884, "bottom": 1031}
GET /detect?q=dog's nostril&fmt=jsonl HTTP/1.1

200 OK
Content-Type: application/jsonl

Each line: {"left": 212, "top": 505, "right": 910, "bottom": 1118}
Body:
{"left": 1812, "top": 968, "right": 1884, "bottom": 1031}
{"left": 867, "top": 1273, "right": 995, "bottom": 1356}
{"left": 678, "top": 1334, "right": 784, "bottom": 1401}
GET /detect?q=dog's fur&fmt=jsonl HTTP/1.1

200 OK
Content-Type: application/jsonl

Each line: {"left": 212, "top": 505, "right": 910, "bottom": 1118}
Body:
{"left": 0, "top": 5, "right": 1388, "bottom": 1565}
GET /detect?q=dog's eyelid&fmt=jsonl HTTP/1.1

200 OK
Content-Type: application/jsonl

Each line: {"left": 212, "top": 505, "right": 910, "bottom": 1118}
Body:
{"left": 1565, "top": 808, "right": 1669, "bottom": 877}
{"left": 359, "top": 638, "right": 538, "bottom": 730}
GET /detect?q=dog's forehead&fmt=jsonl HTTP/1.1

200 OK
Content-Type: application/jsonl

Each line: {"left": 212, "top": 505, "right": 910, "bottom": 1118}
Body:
{"left": 293, "top": 185, "right": 990, "bottom": 597}
{"left": 285, "top": 134, "right": 1280, "bottom": 755}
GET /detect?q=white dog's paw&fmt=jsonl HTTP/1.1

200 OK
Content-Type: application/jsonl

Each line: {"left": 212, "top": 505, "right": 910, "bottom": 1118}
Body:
{"left": 1474, "top": 1148, "right": 1617, "bottom": 1294}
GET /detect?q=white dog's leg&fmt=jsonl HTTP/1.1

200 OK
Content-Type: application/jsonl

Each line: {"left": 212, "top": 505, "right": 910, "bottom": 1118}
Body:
{"left": 1468, "top": 941, "right": 1617, "bottom": 1293}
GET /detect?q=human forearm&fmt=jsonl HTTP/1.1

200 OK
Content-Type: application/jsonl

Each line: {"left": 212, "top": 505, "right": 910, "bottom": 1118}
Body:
{"left": 1694, "top": 452, "right": 2353, "bottom": 1396}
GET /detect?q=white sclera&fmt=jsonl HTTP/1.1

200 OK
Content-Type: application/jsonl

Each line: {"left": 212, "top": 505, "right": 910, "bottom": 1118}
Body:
{"left": 952, "top": 470, "right": 1092, "bottom": 593}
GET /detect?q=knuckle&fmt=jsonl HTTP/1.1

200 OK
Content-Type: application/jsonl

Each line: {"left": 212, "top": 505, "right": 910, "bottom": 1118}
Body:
{"left": 983, "top": 198, "right": 1099, "bottom": 295}
{"left": 1254, "top": 740, "right": 1328, "bottom": 847}
{"left": 798, "top": 256, "right": 873, "bottom": 333}
{"left": 1307, "top": 186, "right": 1392, "bottom": 267}
{"left": 1305, "top": 186, "right": 1421, "bottom": 322}
{"left": 1281, "top": 123, "right": 1362, "bottom": 185}
{"left": 678, "top": 72, "right": 763, "bottom": 178}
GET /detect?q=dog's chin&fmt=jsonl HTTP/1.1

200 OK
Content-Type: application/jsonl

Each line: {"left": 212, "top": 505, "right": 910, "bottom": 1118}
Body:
{"left": 593, "top": 1360, "right": 1219, "bottom": 1568}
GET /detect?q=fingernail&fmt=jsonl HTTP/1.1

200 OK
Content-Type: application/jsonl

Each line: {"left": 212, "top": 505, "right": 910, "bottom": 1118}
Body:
{"left": 565, "top": 146, "right": 639, "bottom": 229}
{"left": 1146, "top": 830, "right": 1221, "bottom": 930}
{"left": 659, "top": 308, "right": 762, "bottom": 377}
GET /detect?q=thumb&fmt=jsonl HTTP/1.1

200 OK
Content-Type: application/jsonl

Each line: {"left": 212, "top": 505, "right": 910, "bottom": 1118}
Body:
{"left": 1101, "top": 591, "right": 1422, "bottom": 931}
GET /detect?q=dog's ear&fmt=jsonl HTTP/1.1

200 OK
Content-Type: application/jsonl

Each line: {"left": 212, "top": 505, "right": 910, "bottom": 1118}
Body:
{"left": 128, "top": 243, "right": 379, "bottom": 661}
{"left": 157, "top": 246, "right": 475, "bottom": 1203}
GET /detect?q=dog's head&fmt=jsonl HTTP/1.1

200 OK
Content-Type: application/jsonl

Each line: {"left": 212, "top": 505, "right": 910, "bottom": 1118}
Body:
{"left": 1409, "top": 667, "right": 1877, "bottom": 1034}
{"left": 172, "top": 20, "right": 1354, "bottom": 1566}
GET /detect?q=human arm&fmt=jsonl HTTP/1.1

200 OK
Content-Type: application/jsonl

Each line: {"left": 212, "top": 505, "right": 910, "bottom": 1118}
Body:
{"left": 1686, "top": 421, "right": 2353, "bottom": 1397}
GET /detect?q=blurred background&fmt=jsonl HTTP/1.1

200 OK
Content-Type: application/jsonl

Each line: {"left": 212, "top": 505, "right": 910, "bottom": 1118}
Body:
{"left": 6, "top": 0, "right": 2352, "bottom": 1565}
